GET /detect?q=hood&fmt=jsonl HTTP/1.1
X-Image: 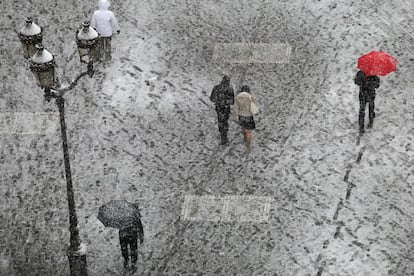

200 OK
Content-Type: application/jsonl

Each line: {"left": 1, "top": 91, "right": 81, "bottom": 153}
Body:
{"left": 99, "top": 0, "right": 110, "bottom": 10}
{"left": 220, "top": 78, "right": 230, "bottom": 88}
{"left": 221, "top": 75, "right": 230, "bottom": 85}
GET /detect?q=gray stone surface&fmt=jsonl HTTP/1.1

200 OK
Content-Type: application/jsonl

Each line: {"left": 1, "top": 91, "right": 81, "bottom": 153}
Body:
{"left": 1, "top": 0, "right": 413, "bottom": 275}
{"left": 213, "top": 43, "right": 291, "bottom": 63}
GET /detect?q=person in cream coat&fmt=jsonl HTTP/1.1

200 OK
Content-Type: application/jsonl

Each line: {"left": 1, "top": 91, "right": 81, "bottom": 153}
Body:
{"left": 234, "top": 85, "right": 258, "bottom": 152}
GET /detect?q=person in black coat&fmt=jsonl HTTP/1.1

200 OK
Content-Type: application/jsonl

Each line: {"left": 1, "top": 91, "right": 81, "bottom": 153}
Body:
{"left": 354, "top": 70, "right": 380, "bottom": 134}
{"left": 119, "top": 213, "right": 144, "bottom": 271}
{"left": 210, "top": 75, "right": 235, "bottom": 145}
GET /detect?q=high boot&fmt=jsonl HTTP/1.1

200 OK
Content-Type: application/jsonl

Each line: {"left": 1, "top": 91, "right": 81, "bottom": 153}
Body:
{"left": 220, "top": 133, "right": 229, "bottom": 145}
{"left": 367, "top": 118, "right": 374, "bottom": 129}
{"left": 123, "top": 259, "right": 129, "bottom": 269}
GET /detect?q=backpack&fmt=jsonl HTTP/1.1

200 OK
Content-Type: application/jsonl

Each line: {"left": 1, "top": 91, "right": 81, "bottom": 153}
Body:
{"left": 364, "top": 76, "right": 380, "bottom": 90}
{"left": 354, "top": 71, "right": 366, "bottom": 86}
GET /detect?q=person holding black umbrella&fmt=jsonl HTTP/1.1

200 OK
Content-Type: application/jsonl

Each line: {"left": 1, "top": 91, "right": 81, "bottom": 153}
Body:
{"left": 97, "top": 200, "right": 144, "bottom": 272}
{"left": 119, "top": 218, "right": 144, "bottom": 271}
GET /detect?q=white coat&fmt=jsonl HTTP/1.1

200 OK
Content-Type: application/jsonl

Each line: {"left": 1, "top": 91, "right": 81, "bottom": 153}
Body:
{"left": 234, "top": 92, "right": 256, "bottom": 117}
{"left": 91, "top": 0, "right": 120, "bottom": 37}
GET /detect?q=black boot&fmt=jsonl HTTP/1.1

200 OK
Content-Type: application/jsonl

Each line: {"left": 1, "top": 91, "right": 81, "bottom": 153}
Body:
{"left": 220, "top": 134, "right": 229, "bottom": 146}
{"left": 130, "top": 254, "right": 137, "bottom": 272}
{"left": 130, "top": 263, "right": 137, "bottom": 273}
{"left": 359, "top": 127, "right": 365, "bottom": 135}
{"left": 367, "top": 119, "right": 374, "bottom": 129}
{"left": 123, "top": 259, "right": 129, "bottom": 269}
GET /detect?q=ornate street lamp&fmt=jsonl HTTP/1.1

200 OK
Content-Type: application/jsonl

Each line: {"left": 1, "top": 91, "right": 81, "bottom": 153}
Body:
{"left": 28, "top": 45, "right": 88, "bottom": 276}
{"left": 18, "top": 17, "right": 102, "bottom": 276}
{"left": 18, "top": 17, "right": 43, "bottom": 59}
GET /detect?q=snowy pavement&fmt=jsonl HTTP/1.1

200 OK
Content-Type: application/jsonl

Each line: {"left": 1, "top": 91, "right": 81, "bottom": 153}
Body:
{"left": 1, "top": 0, "right": 414, "bottom": 275}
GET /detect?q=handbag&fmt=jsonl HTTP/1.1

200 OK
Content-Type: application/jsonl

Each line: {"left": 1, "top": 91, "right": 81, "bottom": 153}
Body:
{"left": 249, "top": 96, "right": 259, "bottom": 115}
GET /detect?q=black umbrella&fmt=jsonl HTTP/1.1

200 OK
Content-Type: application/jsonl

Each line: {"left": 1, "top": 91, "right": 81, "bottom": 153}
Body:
{"left": 98, "top": 200, "right": 141, "bottom": 229}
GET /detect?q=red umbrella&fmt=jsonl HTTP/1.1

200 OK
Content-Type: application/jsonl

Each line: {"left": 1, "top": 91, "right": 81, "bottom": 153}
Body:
{"left": 357, "top": 51, "right": 397, "bottom": 76}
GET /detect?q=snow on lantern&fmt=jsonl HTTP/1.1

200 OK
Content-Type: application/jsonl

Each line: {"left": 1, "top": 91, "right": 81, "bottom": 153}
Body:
{"left": 76, "top": 21, "right": 100, "bottom": 64}
{"left": 29, "top": 44, "right": 56, "bottom": 89}
{"left": 18, "top": 17, "right": 43, "bottom": 59}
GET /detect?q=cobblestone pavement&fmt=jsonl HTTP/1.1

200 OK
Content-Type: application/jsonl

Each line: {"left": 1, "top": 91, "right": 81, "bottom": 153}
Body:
{"left": 1, "top": 0, "right": 413, "bottom": 275}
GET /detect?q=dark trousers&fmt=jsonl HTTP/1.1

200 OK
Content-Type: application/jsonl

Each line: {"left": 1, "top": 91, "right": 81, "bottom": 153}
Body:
{"left": 120, "top": 235, "right": 138, "bottom": 265}
{"left": 100, "top": 36, "right": 112, "bottom": 60}
{"left": 216, "top": 109, "right": 230, "bottom": 142}
{"left": 359, "top": 91, "right": 375, "bottom": 130}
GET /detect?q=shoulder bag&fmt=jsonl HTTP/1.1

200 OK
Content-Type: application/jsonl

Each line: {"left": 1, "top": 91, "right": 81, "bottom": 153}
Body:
{"left": 249, "top": 96, "right": 259, "bottom": 115}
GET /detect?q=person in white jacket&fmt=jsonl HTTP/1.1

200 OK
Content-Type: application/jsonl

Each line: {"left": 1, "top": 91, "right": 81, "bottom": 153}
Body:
{"left": 234, "top": 85, "right": 258, "bottom": 152}
{"left": 91, "top": 0, "right": 120, "bottom": 60}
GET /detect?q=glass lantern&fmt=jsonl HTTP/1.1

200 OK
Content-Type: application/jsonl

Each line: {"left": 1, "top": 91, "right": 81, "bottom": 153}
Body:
{"left": 18, "top": 17, "right": 43, "bottom": 59}
{"left": 76, "top": 21, "right": 100, "bottom": 63}
{"left": 29, "top": 44, "right": 56, "bottom": 88}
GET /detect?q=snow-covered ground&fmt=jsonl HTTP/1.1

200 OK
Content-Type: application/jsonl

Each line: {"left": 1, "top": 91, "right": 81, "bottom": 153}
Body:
{"left": 1, "top": 0, "right": 413, "bottom": 275}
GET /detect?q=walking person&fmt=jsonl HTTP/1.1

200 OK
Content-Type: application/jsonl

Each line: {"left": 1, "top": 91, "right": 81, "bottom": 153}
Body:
{"left": 210, "top": 75, "right": 235, "bottom": 145}
{"left": 354, "top": 70, "right": 380, "bottom": 134}
{"left": 91, "top": 0, "right": 120, "bottom": 60}
{"left": 234, "top": 85, "right": 258, "bottom": 152}
{"left": 119, "top": 215, "right": 144, "bottom": 272}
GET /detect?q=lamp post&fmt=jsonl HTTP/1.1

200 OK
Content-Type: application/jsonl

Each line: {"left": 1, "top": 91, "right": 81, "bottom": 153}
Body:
{"left": 19, "top": 18, "right": 102, "bottom": 276}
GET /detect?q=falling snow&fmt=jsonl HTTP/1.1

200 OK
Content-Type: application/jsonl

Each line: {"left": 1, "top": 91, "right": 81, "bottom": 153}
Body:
{"left": 1, "top": 0, "right": 414, "bottom": 275}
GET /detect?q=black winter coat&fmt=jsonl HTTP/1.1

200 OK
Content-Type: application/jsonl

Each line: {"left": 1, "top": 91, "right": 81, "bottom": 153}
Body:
{"left": 210, "top": 84, "right": 234, "bottom": 112}
{"left": 119, "top": 220, "right": 144, "bottom": 242}
{"left": 354, "top": 71, "right": 380, "bottom": 100}
{"left": 354, "top": 71, "right": 380, "bottom": 91}
{"left": 364, "top": 76, "right": 380, "bottom": 91}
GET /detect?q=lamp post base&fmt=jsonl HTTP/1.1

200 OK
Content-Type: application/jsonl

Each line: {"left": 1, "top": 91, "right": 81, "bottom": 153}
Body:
{"left": 67, "top": 247, "right": 88, "bottom": 276}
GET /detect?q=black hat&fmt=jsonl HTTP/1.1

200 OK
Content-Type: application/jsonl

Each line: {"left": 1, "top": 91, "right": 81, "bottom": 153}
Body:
{"left": 222, "top": 75, "right": 230, "bottom": 82}
{"left": 240, "top": 85, "right": 250, "bottom": 93}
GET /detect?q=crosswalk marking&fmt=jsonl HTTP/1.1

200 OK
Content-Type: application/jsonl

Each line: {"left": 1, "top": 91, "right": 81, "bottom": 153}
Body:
{"left": 0, "top": 112, "right": 59, "bottom": 135}
{"left": 181, "top": 195, "right": 271, "bottom": 222}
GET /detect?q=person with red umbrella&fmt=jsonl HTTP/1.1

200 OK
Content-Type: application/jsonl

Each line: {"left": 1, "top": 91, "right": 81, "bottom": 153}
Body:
{"left": 354, "top": 71, "right": 379, "bottom": 134}
{"left": 354, "top": 51, "right": 397, "bottom": 134}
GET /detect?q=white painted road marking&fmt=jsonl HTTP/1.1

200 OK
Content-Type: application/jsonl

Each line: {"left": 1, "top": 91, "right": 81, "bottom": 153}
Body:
{"left": 0, "top": 112, "right": 59, "bottom": 135}
{"left": 181, "top": 195, "right": 271, "bottom": 222}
